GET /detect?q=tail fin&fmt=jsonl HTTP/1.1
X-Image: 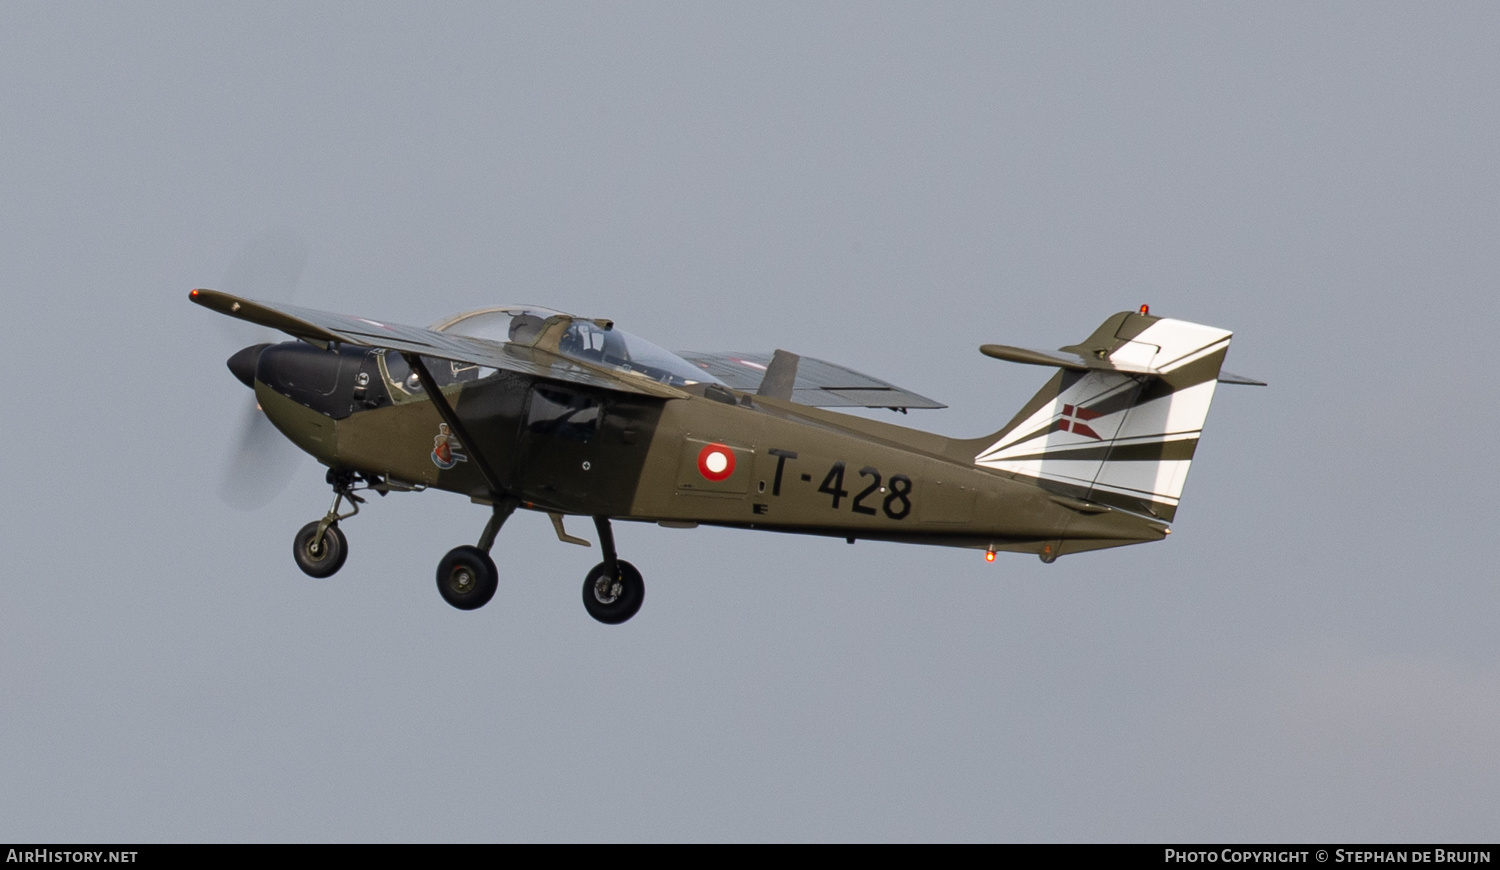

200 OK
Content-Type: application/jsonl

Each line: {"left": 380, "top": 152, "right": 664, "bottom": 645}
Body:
{"left": 972, "top": 310, "right": 1239, "bottom": 523}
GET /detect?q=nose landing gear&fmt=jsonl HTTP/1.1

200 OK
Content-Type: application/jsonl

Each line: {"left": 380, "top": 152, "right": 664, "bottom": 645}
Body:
{"left": 293, "top": 521, "right": 348, "bottom": 578}
{"left": 291, "top": 469, "right": 372, "bottom": 578}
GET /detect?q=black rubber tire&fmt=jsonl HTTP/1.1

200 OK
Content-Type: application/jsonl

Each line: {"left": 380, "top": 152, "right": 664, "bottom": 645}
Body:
{"left": 293, "top": 521, "right": 348, "bottom": 578}
{"left": 436, "top": 545, "right": 498, "bottom": 611}
{"left": 582, "top": 559, "right": 644, "bottom": 625}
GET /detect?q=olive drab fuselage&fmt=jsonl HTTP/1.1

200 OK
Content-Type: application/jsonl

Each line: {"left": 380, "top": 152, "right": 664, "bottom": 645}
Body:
{"left": 196, "top": 287, "right": 1253, "bottom": 622}
{"left": 252, "top": 339, "right": 1168, "bottom": 559}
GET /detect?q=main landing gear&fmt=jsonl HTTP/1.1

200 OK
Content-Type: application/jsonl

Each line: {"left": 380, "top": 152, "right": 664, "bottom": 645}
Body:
{"left": 581, "top": 516, "right": 644, "bottom": 625}
{"left": 432, "top": 509, "right": 645, "bottom": 624}
{"left": 433, "top": 499, "right": 514, "bottom": 611}
{"left": 435, "top": 546, "right": 498, "bottom": 611}
{"left": 397, "top": 351, "right": 645, "bottom": 623}
{"left": 288, "top": 471, "right": 646, "bottom": 622}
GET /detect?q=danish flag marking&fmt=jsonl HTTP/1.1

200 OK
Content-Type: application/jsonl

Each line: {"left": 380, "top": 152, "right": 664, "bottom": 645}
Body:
{"left": 1054, "top": 403, "right": 1104, "bottom": 440}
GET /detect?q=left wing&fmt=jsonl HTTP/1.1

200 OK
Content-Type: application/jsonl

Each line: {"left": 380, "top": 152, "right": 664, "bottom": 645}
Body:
{"left": 190, "top": 289, "right": 683, "bottom": 398}
{"left": 677, "top": 350, "right": 945, "bottom": 410}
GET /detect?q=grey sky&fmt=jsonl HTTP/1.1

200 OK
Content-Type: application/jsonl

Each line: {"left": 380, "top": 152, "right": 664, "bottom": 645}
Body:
{"left": 2, "top": 2, "right": 1496, "bottom": 841}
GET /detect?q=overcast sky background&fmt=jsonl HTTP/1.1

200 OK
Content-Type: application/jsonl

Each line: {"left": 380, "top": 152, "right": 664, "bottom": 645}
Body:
{"left": 3, "top": 2, "right": 1497, "bottom": 842}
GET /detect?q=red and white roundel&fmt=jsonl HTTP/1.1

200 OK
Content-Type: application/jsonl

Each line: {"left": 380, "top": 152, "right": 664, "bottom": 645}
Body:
{"left": 696, "top": 443, "right": 736, "bottom": 482}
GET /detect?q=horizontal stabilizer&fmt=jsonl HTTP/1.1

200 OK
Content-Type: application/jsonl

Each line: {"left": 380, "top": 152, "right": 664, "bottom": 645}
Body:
{"left": 980, "top": 344, "right": 1092, "bottom": 372}
{"left": 982, "top": 343, "right": 1265, "bottom": 386}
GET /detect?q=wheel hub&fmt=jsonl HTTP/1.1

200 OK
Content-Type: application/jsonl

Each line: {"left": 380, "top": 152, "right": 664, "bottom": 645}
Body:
{"left": 450, "top": 567, "right": 476, "bottom": 594}
{"left": 593, "top": 574, "right": 622, "bottom": 605}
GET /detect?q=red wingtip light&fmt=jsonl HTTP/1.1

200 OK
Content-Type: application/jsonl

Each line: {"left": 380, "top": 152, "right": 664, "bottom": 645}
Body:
{"left": 1139, "top": 304, "right": 1150, "bottom": 315}
{"left": 190, "top": 289, "right": 199, "bottom": 298}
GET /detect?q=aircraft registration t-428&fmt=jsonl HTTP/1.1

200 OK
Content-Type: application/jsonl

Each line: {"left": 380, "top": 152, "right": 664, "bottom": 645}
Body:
{"left": 192, "top": 290, "right": 1261, "bottom": 624}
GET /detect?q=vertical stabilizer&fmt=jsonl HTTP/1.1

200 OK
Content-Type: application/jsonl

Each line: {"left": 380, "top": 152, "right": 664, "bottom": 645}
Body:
{"left": 971, "top": 312, "right": 1233, "bottom": 523}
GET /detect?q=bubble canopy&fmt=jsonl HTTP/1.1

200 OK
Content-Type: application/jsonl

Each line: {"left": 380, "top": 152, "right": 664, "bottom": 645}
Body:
{"left": 431, "top": 306, "right": 722, "bottom": 388}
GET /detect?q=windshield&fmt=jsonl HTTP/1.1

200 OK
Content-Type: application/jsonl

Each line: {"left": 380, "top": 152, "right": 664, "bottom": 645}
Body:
{"left": 434, "top": 306, "right": 721, "bottom": 388}
{"left": 429, "top": 306, "right": 567, "bottom": 345}
{"left": 556, "top": 320, "right": 720, "bottom": 387}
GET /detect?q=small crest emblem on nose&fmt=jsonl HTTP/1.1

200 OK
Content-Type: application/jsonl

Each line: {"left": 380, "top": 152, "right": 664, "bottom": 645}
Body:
{"left": 431, "top": 423, "right": 469, "bottom": 470}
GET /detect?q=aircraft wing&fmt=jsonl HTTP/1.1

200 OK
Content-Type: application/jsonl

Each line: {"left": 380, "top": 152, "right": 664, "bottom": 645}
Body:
{"left": 676, "top": 351, "right": 946, "bottom": 410}
{"left": 190, "top": 289, "right": 683, "bottom": 398}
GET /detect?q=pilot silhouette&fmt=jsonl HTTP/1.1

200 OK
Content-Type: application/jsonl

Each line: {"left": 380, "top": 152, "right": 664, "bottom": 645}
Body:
{"left": 508, "top": 313, "right": 545, "bottom": 344}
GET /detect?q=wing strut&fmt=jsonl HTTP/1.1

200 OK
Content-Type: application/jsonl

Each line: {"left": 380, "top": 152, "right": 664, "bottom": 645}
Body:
{"left": 402, "top": 352, "right": 508, "bottom": 499}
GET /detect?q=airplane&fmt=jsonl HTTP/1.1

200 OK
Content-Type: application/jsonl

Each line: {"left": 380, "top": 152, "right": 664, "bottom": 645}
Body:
{"left": 192, "top": 289, "right": 1262, "bottom": 624}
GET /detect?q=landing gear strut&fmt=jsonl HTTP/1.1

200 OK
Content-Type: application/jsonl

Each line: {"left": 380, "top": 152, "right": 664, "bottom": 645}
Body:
{"left": 397, "top": 352, "right": 516, "bottom": 613}
{"left": 582, "top": 516, "right": 644, "bottom": 625}
{"left": 292, "top": 469, "right": 370, "bottom": 578}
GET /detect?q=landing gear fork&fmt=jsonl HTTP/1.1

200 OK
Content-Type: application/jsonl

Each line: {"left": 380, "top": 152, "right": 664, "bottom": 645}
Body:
{"left": 315, "top": 469, "right": 365, "bottom": 548}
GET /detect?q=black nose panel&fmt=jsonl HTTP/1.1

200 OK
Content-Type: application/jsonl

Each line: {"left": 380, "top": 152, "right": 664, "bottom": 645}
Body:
{"left": 227, "top": 343, "right": 270, "bottom": 389}
{"left": 253, "top": 341, "right": 387, "bottom": 420}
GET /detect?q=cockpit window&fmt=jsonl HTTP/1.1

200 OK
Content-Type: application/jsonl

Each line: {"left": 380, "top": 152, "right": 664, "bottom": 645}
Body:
{"left": 430, "top": 306, "right": 567, "bottom": 345}
{"left": 379, "top": 350, "right": 481, "bottom": 400}
{"left": 432, "top": 305, "right": 722, "bottom": 388}
{"left": 557, "top": 321, "right": 720, "bottom": 387}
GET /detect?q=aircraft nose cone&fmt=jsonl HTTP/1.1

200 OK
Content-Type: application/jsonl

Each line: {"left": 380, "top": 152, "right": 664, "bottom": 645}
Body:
{"left": 227, "top": 343, "right": 271, "bottom": 389}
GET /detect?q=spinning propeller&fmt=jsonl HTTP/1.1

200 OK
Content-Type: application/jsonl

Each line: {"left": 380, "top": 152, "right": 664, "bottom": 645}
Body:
{"left": 215, "top": 228, "right": 310, "bottom": 510}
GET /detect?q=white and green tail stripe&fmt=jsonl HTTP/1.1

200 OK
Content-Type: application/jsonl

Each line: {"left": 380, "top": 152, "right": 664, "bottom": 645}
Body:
{"left": 974, "top": 317, "right": 1233, "bottom": 523}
